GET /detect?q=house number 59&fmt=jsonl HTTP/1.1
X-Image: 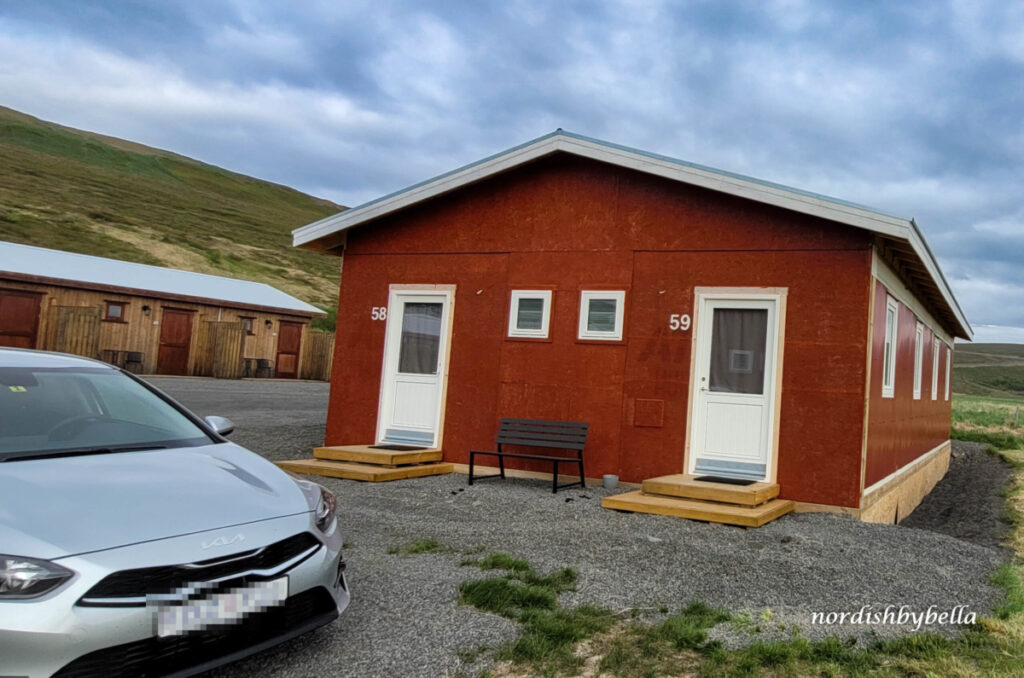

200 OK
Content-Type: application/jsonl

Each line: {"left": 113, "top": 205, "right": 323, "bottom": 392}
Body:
{"left": 668, "top": 314, "right": 691, "bottom": 331}
{"left": 371, "top": 306, "right": 387, "bottom": 321}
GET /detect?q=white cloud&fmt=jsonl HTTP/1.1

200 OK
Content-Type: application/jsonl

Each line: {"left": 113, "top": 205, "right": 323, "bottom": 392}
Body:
{"left": 1, "top": 2, "right": 1023, "bottom": 339}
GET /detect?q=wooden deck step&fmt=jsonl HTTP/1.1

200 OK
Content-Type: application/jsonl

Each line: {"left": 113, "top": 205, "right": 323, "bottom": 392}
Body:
{"left": 602, "top": 490, "right": 794, "bottom": 527}
{"left": 277, "top": 459, "right": 454, "bottom": 482}
{"left": 314, "top": 445, "right": 442, "bottom": 466}
{"left": 642, "top": 474, "right": 779, "bottom": 507}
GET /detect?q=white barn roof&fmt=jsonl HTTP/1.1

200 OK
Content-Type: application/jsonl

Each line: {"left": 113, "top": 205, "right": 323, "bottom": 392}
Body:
{"left": 0, "top": 241, "right": 323, "bottom": 316}
{"left": 293, "top": 130, "right": 970, "bottom": 339}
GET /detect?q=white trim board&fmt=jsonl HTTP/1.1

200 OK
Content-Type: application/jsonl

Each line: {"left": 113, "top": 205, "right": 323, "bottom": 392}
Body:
{"left": 292, "top": 130, "right": 970, "bottom": 339}
{"left": 861, "top": 439, "right": 949, "bottom": 503}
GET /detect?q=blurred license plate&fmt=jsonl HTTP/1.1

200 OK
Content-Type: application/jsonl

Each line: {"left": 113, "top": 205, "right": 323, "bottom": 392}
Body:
{"left": 156, "top": 577, "right": 288, "bottom": 637}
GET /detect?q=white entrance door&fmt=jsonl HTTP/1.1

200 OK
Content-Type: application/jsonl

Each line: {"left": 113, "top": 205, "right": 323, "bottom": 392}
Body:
{"left": 688, "top": 295, "right": 781, "bottom": 481}
{"left": 377, "top": 290, "right": 452, "bottom": 448}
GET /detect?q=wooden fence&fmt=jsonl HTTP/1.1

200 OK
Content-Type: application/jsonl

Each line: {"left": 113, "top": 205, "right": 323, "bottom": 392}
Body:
{"left": 300, "top": 331, "right": 335, "bottom": 381}
{"left": 194, "top": 321, "right": 246, "bottom": 379}
{"left": 49, "top": 306, "right": 101, "bottom": 359}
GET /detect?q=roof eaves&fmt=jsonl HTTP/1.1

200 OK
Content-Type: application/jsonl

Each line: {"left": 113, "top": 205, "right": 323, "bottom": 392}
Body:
{"left": 293, "top": 130, "right": 567, "bottom": 248}
{"left": 294, "top": 130, "right": 970, "bottom": 338}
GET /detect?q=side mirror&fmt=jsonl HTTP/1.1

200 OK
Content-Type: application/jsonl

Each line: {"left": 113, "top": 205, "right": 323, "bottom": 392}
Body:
{"left": 204, "top": 415, "right": 235, "bottom": 437}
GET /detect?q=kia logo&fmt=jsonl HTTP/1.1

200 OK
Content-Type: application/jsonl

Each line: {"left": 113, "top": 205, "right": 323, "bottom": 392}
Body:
{"left": 202, "top": 534, "right": 245, "bottom": 549}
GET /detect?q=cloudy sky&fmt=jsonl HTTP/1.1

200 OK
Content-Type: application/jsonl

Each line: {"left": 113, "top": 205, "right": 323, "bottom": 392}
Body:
{"left": 1, "top": 1, "right": 1022, "bottom": 341}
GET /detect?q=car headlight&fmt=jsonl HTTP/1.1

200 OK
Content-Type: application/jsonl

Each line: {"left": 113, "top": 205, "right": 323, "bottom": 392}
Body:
{"left": 314, "top": 486, "right": 337, "bottom": 534}
{"left": 0, "top": 555, "right": 73, "bottom": 599}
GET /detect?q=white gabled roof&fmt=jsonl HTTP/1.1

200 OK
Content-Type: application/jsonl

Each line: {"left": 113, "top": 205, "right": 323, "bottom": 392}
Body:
{"left": 293, "top": 130, "right": 970, "bottom": 338}
{"left": 0, "top": 241, "right": 323, "bottom": 316}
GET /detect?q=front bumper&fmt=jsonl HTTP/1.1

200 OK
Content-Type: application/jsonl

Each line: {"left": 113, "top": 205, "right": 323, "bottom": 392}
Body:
{"left": 0, "top": 513, "right": 349, "bottom": 678}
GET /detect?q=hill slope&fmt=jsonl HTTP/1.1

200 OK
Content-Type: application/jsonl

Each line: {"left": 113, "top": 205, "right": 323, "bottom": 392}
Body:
{"left": 954, "top": 343, "right": 1024, "bottom": 397}
{"left": 0, "top": 106, "right": 343, "bottom": 318}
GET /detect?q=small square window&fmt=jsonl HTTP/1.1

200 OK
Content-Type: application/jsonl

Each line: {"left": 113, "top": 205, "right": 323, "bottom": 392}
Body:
{"left": 508, "top": 290, "right": 552, "bottom": 338}
{"left": 240, "top": 317, "right": 255, "bottom": 335}
{"left": 104, "top": 301, "right": 126, "bottom": 322}
{"left": 578, "top": 291, "right": 625, "bottom": 341}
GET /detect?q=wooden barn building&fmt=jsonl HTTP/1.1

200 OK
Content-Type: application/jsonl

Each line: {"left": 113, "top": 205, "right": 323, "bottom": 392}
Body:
{"left": 0, "top": 241, "right": 332, "bottom": 380}
{"left": 283, "top": 131, "right": 971, "bottom": 525}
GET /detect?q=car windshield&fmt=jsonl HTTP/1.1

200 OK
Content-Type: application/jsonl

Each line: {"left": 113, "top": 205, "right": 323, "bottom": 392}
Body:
{"left": 0, "top": 366, "right": 213, "bottom": 459}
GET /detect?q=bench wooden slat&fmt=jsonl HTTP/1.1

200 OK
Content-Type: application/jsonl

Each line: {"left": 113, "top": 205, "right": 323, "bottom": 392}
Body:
{"left": 496, "top": 439, "right": 585, "bottom": 451}
{"left": 496, "top": 433, "right": 586, "bottom": 448}
{"left": 498, "top": 425, "right": 587, "bottom": 439}
{"left": 470, "top": 450, "right": 580, "bottom": 463}
{"left": 500, "top": 419, "right": 588, "bottom": 431}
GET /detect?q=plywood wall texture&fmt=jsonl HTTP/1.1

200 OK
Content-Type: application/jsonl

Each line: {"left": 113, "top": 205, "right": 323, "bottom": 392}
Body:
{"left": 865, "top": 280, "right": 952, "bottom": 488}
{"left": 326, "top": 154, "right": 877, "bottom": 508}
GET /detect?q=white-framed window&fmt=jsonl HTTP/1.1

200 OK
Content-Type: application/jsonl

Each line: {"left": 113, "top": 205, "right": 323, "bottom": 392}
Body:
{"left": 578, "top": 290, "right": 625, "bottom": 341}
{"left": 913, "top": 321, "right": 924, "bottom": 400}
{"left": 882, "top": 296, "right": 899, "bottom": 398}
{"left": 508, "top": 290, "right": 552, "bottom": 338}
{"left": 945, "top": 344, "right": 951, "bottom": 401}
{"left": 931, "top": 337, "right": 940, "bottom": 400}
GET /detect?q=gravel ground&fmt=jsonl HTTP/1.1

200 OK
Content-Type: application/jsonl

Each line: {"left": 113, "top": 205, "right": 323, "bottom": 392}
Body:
{"left": 146, "top": 376, "right": 329, "bottom": 462}
{"left": 901, "top": 440, "right": 1014, "bottom": 551}
{"left": 148, "top": 378, "right": 1013, "bottom": 676}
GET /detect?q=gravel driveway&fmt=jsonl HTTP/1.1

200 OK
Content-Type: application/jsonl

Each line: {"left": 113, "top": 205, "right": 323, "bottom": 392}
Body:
{"left": 147, "top": 377, "right": 1013, "bottom": 677}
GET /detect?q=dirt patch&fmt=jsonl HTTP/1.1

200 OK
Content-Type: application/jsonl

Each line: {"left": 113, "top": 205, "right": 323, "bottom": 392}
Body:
{"left": 901, "top": 440, "right": 1014, "bottom": 551}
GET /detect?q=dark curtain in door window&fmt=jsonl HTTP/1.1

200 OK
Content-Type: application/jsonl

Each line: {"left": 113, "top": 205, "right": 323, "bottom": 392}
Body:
{"left": 709, "top": 309, "right": 768, "bottom": 394}
{"left": 398, "top": 302, "right": 443, "bottom": 374}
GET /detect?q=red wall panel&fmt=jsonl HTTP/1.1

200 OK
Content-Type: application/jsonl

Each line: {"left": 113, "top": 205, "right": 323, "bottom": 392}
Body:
{"left": 864, "top": 281, "right": 952, "bottom": 488}
{"left": 327, "top": 154, "right": 874, "bottom": 507}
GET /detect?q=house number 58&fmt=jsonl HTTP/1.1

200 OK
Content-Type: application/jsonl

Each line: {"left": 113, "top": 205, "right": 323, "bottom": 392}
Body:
{"left": 668, "top": 314, "right": 691, "bottom": 331}
{"left": 371, "top": 306, "right": 387, "bottom": 321}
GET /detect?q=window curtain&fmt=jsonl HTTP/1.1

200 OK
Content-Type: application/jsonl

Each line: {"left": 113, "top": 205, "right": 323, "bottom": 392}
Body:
{"left": 398, "top": 302, "right": 443, "bottom": 374}
{"left": 708, "top": 308, "right": 768, "bottom": 394}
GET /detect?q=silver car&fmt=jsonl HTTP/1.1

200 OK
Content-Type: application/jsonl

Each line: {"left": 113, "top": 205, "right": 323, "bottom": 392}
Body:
{"left": 0, "top": 348, "right": 349, "bottom": 677}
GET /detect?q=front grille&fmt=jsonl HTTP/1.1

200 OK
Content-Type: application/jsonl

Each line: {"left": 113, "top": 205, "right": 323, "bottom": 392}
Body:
{"left": 79, "top": 532, "right": 321, "bottom": 605}
{"left": 55, "top": 586, "right": 338, "bottom": 678}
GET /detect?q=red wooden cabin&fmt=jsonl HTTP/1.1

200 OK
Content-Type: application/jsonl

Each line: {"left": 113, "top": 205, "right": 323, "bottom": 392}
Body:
{"left": 288, "top": 131, "right": 970, "bottom": 524}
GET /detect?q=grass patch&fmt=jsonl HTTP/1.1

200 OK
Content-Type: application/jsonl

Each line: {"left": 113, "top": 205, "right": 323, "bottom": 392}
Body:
{"left": 598, "top": 602, "right": 730, "bottom": 677}
{"left": 991, "top": 563, "right": 1024, "bottom": 620}
{"left": 388, "top": 538, "right": 445, "bottom": 555}
{"left": 951, "top": 428, "right": 1024, "bottom": 450}
{"left": 458, "top": 553, "right": 614, "bottom": 675}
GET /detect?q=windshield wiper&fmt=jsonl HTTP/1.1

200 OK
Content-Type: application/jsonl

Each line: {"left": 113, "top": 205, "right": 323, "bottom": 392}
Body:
{"left": 0, "top": 444, "right": 168, "bottom": 463}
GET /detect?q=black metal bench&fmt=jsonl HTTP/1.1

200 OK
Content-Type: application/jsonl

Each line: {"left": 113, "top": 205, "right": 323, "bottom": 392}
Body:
{"left": 468, "top": 418, "right": 589, "bottom": 493}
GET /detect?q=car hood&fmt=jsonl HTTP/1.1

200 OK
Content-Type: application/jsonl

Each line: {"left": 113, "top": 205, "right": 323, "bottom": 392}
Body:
{"left": 0, "top": 443, "right": 312, "bottom": 560}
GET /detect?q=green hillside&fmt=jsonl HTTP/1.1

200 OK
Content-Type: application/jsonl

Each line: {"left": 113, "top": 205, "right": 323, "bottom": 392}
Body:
{"left": 954, "top": 343, "right": 1024, "bottom": 397}
{"left": 0, "top": 106, "right": 343, "bottom": 324}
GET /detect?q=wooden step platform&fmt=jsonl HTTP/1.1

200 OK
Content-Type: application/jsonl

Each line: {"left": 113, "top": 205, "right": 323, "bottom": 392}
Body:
{"left": 603, "top": 474, "right": 793, "bottom": 527}
{"left": 313, "top": 444, "right": 443, "bottom": 466}
{"left": 602, "top": 490, "right": 794, "bottom": 528}
{"left": 278, "top": 458, "right": 454, "bottom": 482}
{"left": 641, "top": 474, "right": 780, "bottom": 506}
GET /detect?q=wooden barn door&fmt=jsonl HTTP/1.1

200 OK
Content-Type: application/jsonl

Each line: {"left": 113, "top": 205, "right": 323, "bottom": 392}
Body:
{"left": 157, "top": 308, "right": 195, "bottom": 375}
{"left": 275, "top": 321, "right": 303, "bottom": 379}
{"left": 0, "top": 289, "right": 43, "bottom": 349}
{"left": 53, "top": 306, "right": 101, "bottom": 358}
